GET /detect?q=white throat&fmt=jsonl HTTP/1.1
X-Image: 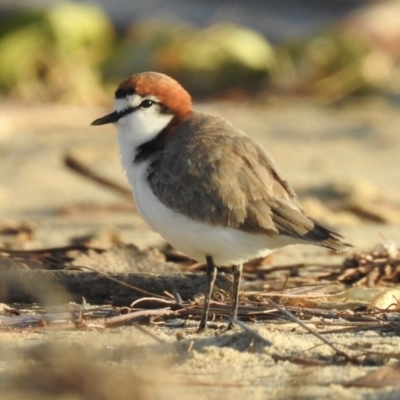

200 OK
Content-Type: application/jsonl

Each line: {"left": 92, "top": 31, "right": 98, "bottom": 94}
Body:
{"left": 115, "top": 94, "right": 173, "bottom": 170}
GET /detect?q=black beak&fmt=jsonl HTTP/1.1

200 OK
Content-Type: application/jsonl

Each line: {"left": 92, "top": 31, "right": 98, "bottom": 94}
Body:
{"left": 91, "top": 111, "right": 120, "bottom": 126}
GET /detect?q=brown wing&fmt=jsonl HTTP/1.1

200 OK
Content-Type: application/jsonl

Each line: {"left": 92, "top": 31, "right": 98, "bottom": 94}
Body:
{"left": 147, "top": 113, "right": 350, "bottom": 251}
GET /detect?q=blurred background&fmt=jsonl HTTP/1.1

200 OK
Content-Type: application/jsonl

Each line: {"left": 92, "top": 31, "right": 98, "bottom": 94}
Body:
{"left": 1, "top": 0, "right": 400, "bottom": 249}
{"left": 1, "top": 0, "right": 400, "bottom": 103}
{"left": 2, "top": 3, "right": 400, "bottom": 398}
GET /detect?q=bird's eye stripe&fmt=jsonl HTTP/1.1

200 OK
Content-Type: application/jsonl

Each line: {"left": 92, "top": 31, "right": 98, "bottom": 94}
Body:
{"left": 114, "top": 100, "right": 166, "bottom": 121}
{"left": 117, "top": 106, "right": 135, "bottom": 119}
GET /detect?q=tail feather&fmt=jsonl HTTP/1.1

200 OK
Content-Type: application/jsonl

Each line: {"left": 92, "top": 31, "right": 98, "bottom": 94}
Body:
{"left": 304, "top": 218, "right": 353, "bottom": 252}
{"left": 271, "top": 203, "right": 352, "bottom": 252}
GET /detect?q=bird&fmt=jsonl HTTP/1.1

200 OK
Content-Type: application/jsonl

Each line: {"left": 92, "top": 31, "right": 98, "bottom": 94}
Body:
{"left": 91, "top": 71, "right": 351, "bottom": 331}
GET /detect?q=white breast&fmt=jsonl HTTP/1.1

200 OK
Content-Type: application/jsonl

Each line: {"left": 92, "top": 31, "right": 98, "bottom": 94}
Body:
{"left": 124, "top": 158, "right": 300, "bottom": 266}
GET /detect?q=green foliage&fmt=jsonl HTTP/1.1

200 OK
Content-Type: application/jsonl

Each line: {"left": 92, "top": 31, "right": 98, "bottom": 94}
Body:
{"left": 0, "top": 3, "right": 114, "bottom": 103}
{"left": 104, "top": 21, "right": 275, "bottom": 97}
{"left": 272, "top": 28, "right": 395, "bottom": 100}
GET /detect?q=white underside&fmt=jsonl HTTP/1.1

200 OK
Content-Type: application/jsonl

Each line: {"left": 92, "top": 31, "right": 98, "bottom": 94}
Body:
{"left": 127, "top": 160, "right": 303, "bottom": 266}
{"left": 116, "top": 107, "right": 305, "bottom": 266}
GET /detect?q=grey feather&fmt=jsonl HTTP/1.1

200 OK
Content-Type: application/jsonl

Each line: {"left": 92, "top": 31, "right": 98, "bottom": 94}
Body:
{"left": 146, "top": 112, "right": 350, "bottom": 252}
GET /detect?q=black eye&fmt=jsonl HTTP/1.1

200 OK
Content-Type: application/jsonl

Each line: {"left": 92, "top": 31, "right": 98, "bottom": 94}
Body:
{"left": 140, "top": 99, "right": 154, "bottom": 108}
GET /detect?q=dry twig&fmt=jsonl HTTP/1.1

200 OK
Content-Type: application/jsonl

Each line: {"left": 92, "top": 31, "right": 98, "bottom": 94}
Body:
{"left": 64, "top": 154, "right": 132, "bottom": 198}
{"left": 265, "top": 298, "right": 352, "bottom": 361}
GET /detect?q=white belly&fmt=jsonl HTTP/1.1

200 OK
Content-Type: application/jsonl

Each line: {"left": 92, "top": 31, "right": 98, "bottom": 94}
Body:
{"left": 127, "top": 161, "right": 299, "bottom": 266}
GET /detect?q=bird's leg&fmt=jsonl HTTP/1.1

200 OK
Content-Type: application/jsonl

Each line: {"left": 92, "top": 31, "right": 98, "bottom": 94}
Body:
{"left": 198, "top": 255, "right": 217, "bottom": 331}
{"left": 227, "top": 263, "right": 243, "bottom": 329}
